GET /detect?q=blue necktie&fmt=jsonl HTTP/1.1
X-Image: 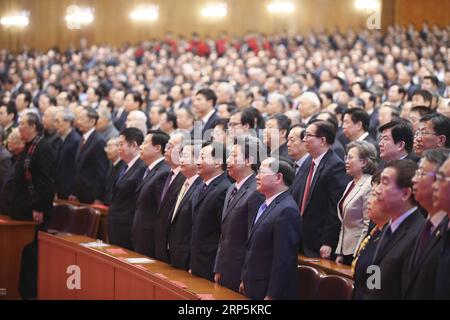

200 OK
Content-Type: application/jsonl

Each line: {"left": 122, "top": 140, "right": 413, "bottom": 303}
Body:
{"left": 254, "top": 202, "right": 268, "bottom": 225}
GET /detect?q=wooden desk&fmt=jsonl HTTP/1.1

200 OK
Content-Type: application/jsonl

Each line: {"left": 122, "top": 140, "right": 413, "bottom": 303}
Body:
{"left": 0, "top": 215, "right": 37, "bottom": 300}
{"left": 298, "top": 255, "right": 354, "bottom": 280}
{"left": 38, "top": 232, "right": 246, "bottom": 300}
{"left": 53, "top": 199, "right": 109, "bottom": 243}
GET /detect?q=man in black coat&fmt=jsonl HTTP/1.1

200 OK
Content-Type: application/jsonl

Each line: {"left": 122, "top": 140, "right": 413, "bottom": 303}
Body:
{"left": 366, "top": 160, "right": 425, "bottom": 300}
{"left": 190, "top": 142, "right": 231, "bottom": 281}
{"left": 131, "top": 131, "right": 171, "bottom": 257}
{"left": 214, "top": 141, "right": 264, "bottom": 292}
{"left": 42, "top": 106, "right": 62, "bottom": 159}
{"left": 11, "top": 113, "right": 56, "bottom": 229}
{"left": 55, "top": 108, "right": 81, "bottom": 200}
{"left": 107, "top": 128, "right": 146, "bottom": 249}
{"left": 103, "top": 137, "right": 125, "bottom": 205}
{"left": 154, "top": 133, "right": 186, "bottom": 262}
{"left": 433, "top": 156, "right": 450, "bottom": 299}
{"left": 297, "top": 120, "right": 351, "bottom": 258}
{"left": 264, "top": 113, "right": 291, "bottom": 161}
{"left": 240, "top": 158, "right": 301, "bottom": 300}
{"left": 342, "top": 108, "right": 379, "bottom": 155}
{"left": 0, "top": 144, "right": 12, "bottom": 192}
{"left": 192, "top": 88, "right": 220, "bottom": 141}
{"left": 70, "top": 107, "right": 109, "bottom": 204}
{"left": 403, "top": 149, "right": 450, "bottom": 299}
{"left": 168, "top": 143, "right": 203, "bottom": 270}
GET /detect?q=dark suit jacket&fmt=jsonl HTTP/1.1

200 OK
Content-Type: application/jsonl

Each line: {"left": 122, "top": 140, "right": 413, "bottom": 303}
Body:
{"left": 241, "top": 191, "right": 301, "bottom": 300}
{"left": 132, "top": 159, "right": 170, "bottom": 257}
{"left": 56, "top": 130, "right": 81, "bottom": 199}
{"left": 201, "top": 111, "right": 220, "bottom": 140}
{"left": 190, "top": 172, "right": 231, "bottom": 281}
{"left": 369, "top": 108, "right": 380, "bottom": 139}
{"left": 214, "top": 174, "right": 265, "bottom": 292}
{"left": 403, "top": 215, "right": 449, "bottom": 299}
{"left": 365, "top": 209, "right": 425, "bottom": 299}
{"left": 73, "top": 130, "right": 109, "bottom": 203}
{"left": 352, "top": 228, "right": 383, "bottom": 300}
{"left": 331, "top": 140, "right": 345, "bottom": 160}
{"left": 270, "top": 143, "right": 291, "bottom": 161}
{"left": 169, "top": 176, "right": 203, "bottom": 270}
{"left": 107, "top": 158, "right": 147, "bottom": 249}
{"left": 154, "top": 171, "right": 186, "bottom": 263}
{"left": 113, "top": 110, "right": 128, "bottom": 132}
{"left": 435, "top": 227, "right": 450, "bottom": 299}
{"left": 43, "top": 131, "right": 62, "bottom": 160}
{"left": 10, "top": 136, "right": 56, "bottom": 228}
{"left": 104, "top": 160, "right": 126, "bottom": 205}
{"left": 0, "top": 145, "right": 12, "bottom": 190}
{"left": 363, "top": 133, "right": 380, "bottom": 156}
{"left": 296, "top": 150, "right": 351, "bottom": 257}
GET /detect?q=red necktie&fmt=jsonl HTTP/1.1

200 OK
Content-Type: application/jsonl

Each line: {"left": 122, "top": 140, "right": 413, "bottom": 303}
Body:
{"left": 300, "top": 161, "right": 315, "bottom": 216}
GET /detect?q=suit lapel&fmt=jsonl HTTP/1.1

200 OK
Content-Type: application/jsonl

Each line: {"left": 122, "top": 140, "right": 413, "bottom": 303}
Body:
{"left": 303, "top": 150, "right": 331, "bottom": 211}
{"left": 223, "top": 175, "right": 255, "bottom": 222}
{"left": 248, "top": 192, "right": 288, "bottom": 241}
{"left": 340, "top": 175, "right": 369, "bottom": 220}
{"left": 171, "top": 177, "right": 201, "bottom": 225}
{"left": 408, "top": 216, "right": 448, "bottom": 287}
{"left": 136, "top": 160, "right": 164, "bottom": 193}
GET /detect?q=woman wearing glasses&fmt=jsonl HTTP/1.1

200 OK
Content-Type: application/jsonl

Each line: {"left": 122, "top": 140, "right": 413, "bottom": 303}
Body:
{"left": 335, "top": 141, "right": 378, "bottom": 265}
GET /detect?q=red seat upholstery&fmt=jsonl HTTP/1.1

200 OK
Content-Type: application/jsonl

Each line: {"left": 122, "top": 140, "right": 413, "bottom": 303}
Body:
{"left": 315, "top": 275, "right": 354, "bottom": 300}
{"left": 298, "top": 265, "right": 325, "bottom": 299}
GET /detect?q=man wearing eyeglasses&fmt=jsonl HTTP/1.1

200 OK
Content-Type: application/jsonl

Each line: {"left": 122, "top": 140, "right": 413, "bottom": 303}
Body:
{"left": 414, "top": 113, "right": 450, "bottom": 157}
{"left": 433, "top": 155, "right": 450, "bottom": 299}
{"left": 296, "top": 120, "right": 351, "bottom": 259}
{"left": 239, "top": 158, "right": 300, "bottom": 300}
{"left": 403, "top": 149, "right": 450, "bottom": 299}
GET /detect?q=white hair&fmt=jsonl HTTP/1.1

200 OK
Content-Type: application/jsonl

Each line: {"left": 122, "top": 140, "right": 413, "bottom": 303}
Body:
{"left": 299, "top": 92, "right": 321, "bottom": 110}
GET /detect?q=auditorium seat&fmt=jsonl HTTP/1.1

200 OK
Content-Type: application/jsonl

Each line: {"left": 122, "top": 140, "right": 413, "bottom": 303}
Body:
{"left": 298, "top": 265, "right": 325, "bottom": 299}
{"left": 66, "top": 207, "right": 101, "bottom": 238}
{"left": 315, "top": 275, "right": 354, "bottom": 300}
{"left": 48, "top": 203, "right": 74, "bottom": 233}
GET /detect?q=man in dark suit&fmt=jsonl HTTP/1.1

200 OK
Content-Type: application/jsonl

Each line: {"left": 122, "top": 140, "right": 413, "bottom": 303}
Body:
{"left": 287, "top": 125, "right": 310, "bottom": 201}
{"left": 132, "top": 131, "right": 170, "bottom": 257}
{"left": 192, "top": 88, "right": 220, "bottom": 141}
{"left": 433, "top": 156, "right": 450, "bottom": 299}
{"left": 11, "top": 113, "right": 56, "bottom": 228}
{"left": 297, "top": 120, "right": 351, "bottom": 258}
{"left": 0, "top": 101, "right": 17, "bottom": 147}
{"left": 69, "top": 107, "right": 109, "bottom": 204}
{"left": 366, "top": 160, "right": 425, "bottom": 300}
{"left": 103, "top": 137, "right": 125, "bottom": 205}
{"left": 403, "top": 149, "right": 450, "bottom": 299}
{"left": 42, "top": 106, "right": 62, "bottom": 158}
{"left": 154, "top": 133, "right": 186, "bottom": 262}
{"left": 54, "top": 108, "right": 81, "bottom": 200}
{"left": 214, "top": 140, "right": 265, "bottom": 292}
{"left": 190, "top": 142, "right": 231, "bottom": 281}
{"left": 264, "top": 113, "right": 291, "bottom": 161}
{"left": 378, "top": 119, "right": 419, "bottom": 169}
{"left": 342, "top": 108, "right": 379, "bottom": 154}
{"left": 240, "top": 158, "right": 300, "bottom": 300}
{"left": 360, "top": 91, "right": 379, "bottom": 139}
{"left": 168, "top": 143, "right": 203, "bottom": 270}
{"left": 0, "top": 144, "right": 12, "bottom": 192}
{"left": 107, "top": 128, "right": 146, "bottom": 249}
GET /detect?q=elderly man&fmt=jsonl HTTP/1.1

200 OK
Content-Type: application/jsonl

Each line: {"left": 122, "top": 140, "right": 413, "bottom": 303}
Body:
{"left": 97, "top": 105, "right": 119, "bottom": 142}
{"left": 403, "top": 149, "right": 450, "bottom": 299}
{"left": 126, "top": 110, "right": 148, "bottom": 137}
{"left": 298, "top": 92, "right": 321, "bottom": 125}
{"left": 414, "top": 113, "right": 450, "bottom": 157}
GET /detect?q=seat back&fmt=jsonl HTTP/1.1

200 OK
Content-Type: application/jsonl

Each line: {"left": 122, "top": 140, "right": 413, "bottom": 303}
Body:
{"left": 48, "top": 204, "right": 74, "bottom": 232}
{"left": 315, "top": 275, "right": 354, "bottom": 300}
{"left": 298, "top": 265, "right": 325, "bottom": 300}
{"left": 66, "top": 207, "right": 101, "bottom": 238}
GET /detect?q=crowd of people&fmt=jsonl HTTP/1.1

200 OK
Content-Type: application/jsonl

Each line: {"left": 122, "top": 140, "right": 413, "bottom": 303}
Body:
{"left": 1, "top": 22, "right": 450, "bottom": 300}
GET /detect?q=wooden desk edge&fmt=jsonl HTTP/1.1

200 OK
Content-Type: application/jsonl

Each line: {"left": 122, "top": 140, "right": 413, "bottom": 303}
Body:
{"left": 298, "top": 255, "right": 354, "bottom": 280}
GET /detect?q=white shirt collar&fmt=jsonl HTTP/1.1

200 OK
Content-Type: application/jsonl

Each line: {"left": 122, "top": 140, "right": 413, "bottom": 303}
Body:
{"left": 186, "top": 174, "right": 199, "bottom": 186}
{"left": 390, "top": 206, "right": 418, "bottom": 234}
{"left": 202, "top": 109, "right": 215, "bottom": 124}
{"left": 170, "top": 166, "right": 182, "bottom": 178}
{"left": 296, "top": 154, "right": 309, "bottom": 169}
{"left": 125, "top": 154, "right": 141, "bottom": 172}
{"left": 356, "top": 132, "right": 369, "bottom": 142}
{"left": 235, "top": 173, "right": 254, "bottom": 191}
{"left": 113, "top": 158, "right": 121, "bottom": 166}
{"left": 313, "top": 150, "right": 328, "bottom": 167}
{"left": 83, "top": 127, "right": 96, "bottom": 142}
{"left": 265, "top": 191, "right": 286, "bottom": 207}
{"left": 148, "top": 157, "right": 165, "bottom": 171}
{"left": 204, "top": 173, "right": 222, "bottom": 186}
